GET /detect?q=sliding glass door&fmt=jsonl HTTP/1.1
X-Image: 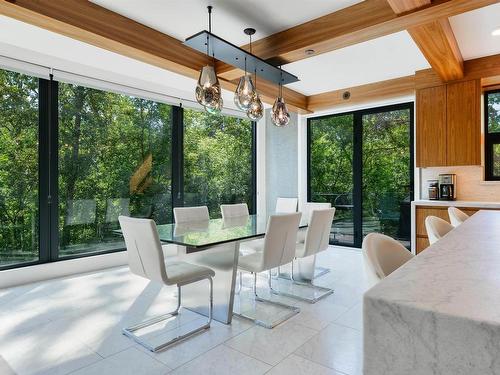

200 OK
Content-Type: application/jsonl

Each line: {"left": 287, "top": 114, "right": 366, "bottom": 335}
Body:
{"left": 308, "top": 114, "right": 355, "bottom": 246}
{"left": 0, "top": 70, "right": 40, "bottom": 267}
{"left": 308, "top": 103, "right": 413, "bottom": 248}
{"left": 361, "top": 107, "right": 413, "bottom": 248}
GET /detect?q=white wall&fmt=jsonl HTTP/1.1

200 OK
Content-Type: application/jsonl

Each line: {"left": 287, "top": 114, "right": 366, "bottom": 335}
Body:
{"left": 265, "top": 109, "right": 299, "bottom": 215}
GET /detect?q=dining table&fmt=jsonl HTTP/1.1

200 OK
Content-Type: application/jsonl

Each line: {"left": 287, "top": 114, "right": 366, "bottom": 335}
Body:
{"left": 148, "top": 214, "right": 312, "bottom": 324}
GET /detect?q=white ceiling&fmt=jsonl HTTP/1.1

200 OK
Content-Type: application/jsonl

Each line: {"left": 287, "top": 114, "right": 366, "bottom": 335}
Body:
{"left": 450, "top": 3, "right": 500, "bottom": 60}
{"left": 90, "top": 0, "right": 363, "bottom": 46}
{"left": 285, "top": 31, "right": 429, "bottom": 95}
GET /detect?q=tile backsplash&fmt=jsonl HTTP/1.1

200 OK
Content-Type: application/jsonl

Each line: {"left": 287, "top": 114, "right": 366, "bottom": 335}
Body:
{"left": 420, "top": 166, "right": 500, "bottom": 201}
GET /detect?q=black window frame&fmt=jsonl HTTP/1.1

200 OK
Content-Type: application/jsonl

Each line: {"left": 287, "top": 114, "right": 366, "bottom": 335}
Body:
{"left": 0, "top": 74, "right": 257, "bottom": 271}
{"left": 484, "top": 89, "right": 500, "bottom": 181}
{"left": 307, "top": 102, "right": 414, "bottom": 248}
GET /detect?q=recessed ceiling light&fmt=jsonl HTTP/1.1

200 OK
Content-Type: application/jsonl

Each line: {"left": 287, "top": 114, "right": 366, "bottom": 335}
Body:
{"left": 492, "top": 27, "right": 500, "bottom": 36}
{"left": 305, "top": 49, "right": 315, "bottom": 56}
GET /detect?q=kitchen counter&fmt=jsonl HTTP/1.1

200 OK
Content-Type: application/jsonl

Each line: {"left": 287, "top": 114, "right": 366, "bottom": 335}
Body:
{"left": 413, "top": 199, "right": 500, "bottom": 208}
{"left": 364, "top": 210, "right": 500, "bottom": 374}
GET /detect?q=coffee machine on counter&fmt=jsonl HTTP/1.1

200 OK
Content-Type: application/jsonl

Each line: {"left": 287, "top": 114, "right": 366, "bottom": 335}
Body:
{"left": 438, "top": 174, "right": 457, "bottom": 200}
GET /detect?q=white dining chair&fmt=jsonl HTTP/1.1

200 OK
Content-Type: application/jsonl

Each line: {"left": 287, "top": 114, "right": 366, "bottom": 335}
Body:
{"left": 234, "top": 212, "right": 302, "bottom": 328}
{"left": 297, "top": 202, "right": 332, "bottom": 243}
{"left": 448, "top": 207, "right": 469, "bottom": 227}
{"left": 118, "top": 216, "right": 214, "bottom": 352}
{"left": 275, "top": 197, "right": 298, "bottom": 213}
{"left": 425, "top": 216, "right": 454, "bottom": 245}
{"left": 362, "top": 233, "right": 414, "bottom": 282}
{"left": 274, "top": 208, "right": 336, "bottom": 303}
{"left": 174, "top": 206, "right": 210, "bottom": 223}
{"left": 220, "top": 203, "right": 249, "bottom": 219}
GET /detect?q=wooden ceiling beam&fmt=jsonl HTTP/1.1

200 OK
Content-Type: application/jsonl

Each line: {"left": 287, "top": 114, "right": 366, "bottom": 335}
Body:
{"left": 217, "top": 0, "right": 498, "bottom": 81}
{"left": 408, "top": 19, "right": 464, "bottom": 81}
{"left": 387, "top": 0, "right": 464, "bottom": 81}
{"left": 385, "top": 0, "right": 431, "bottom": 14}
{"left": 0, "top": 0, "right": 309, "bottom": 113}
{"left": 307, "top": 76, "right": 415, "bottom": 112}
{"left": 415, "top": 53, "right": 500, "bottom": 89}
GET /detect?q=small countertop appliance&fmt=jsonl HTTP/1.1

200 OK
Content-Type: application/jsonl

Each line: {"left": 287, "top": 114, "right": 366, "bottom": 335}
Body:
{"left": 438, "top": 174, "right": 457, "bottom": 201}
{"left": 427, "top": 179, "right": 439, "bottom": 200}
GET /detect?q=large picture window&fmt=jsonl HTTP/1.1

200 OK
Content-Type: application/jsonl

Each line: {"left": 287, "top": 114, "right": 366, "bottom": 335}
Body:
{"left": 0, "top": 66, "right": 256, "bottom": 270}
{"left": 485, "top": 90, "right": 500, "bottom": 181}
{"left": 183, "top": 108, "right": 255, "bottom": 217}
{"left": 0, "top": 70, "right": 39, "bottom": 267}
{"left": 58, "top": 83, "right": 173, "bottom": 258}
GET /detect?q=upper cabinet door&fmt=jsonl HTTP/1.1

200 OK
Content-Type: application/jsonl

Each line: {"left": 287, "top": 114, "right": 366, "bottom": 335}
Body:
{"left": 416, "top": 85, "right": 447, "bottom": 167}
{"left": 446, "top": 80, "right": 481, "bottom": 166}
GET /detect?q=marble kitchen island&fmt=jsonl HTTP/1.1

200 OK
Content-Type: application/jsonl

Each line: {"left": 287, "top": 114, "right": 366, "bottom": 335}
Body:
{"left": 364, "top": 210, "right": 500, "bottom": 375}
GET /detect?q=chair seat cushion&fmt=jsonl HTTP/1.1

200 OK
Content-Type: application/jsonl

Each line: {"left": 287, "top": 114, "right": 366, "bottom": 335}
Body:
{"left": 165, "top": 261, "right": 215, "bottom": 285}
{"left": 239, "top": 238, "right": 265, "bottom": 255}
{"left": 238, "top": 252, "right": 264, "bottom": 273}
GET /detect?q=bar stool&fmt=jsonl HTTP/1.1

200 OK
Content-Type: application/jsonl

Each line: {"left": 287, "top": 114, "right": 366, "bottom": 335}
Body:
{"left": 425, "top": 216, "right": 454, "bottom": 245}
{"left": 234, "top": 212, "right": 302, "bottom": 328}
{"left": 362, "top": 232, "right": 414, "bottom": 281}
{"left": 448, "top": 207, "right": 469, "bottom": 227}
{"left": 118, "top": 216, "right": 214, "bottom": 352}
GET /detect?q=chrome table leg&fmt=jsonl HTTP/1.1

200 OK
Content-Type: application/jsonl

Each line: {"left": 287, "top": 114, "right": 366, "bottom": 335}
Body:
{"left": 179, "top": 241, "right": 240, "bottom": 324}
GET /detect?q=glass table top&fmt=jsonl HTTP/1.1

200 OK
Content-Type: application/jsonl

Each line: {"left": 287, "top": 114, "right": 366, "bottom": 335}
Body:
{"left": 156, "top": 214, "right": 306, "bottom": 248}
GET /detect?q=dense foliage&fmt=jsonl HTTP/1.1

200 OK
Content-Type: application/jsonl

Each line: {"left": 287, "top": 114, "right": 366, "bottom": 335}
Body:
{"left": 310, "top": 109, "right": 411, "bottom": 244}
{"left": 0, "top": 70, "right": 39, "bottom": 265}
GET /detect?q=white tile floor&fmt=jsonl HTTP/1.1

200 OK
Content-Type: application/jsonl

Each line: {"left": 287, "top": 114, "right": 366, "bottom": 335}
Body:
{"left": 0, "top": 246, "right": 372, "bottom": 375}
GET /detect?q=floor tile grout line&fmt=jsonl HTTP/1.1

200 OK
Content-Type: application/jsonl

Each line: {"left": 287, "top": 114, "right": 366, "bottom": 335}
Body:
{"left": 140, "top": 319, "right": 254, "bottom": 371}
{"left": 292, "top": 327, "right": 358, "bottom": 375}
{"left": 221, "top": 341, "right": 277, "bottom": 367}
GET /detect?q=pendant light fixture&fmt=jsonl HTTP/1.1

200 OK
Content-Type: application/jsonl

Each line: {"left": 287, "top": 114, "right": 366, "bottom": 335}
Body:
{"left": 195, "top": 6, "right": 223, "bottom": 114}
{"left": 234, "top": 28, "right": 257, "bottom": 111}
{"left": 271, "top": 68, "right": 290, "bottom": 127}
{"left": 246, "top": 68, "right": 263, "bottom": 121}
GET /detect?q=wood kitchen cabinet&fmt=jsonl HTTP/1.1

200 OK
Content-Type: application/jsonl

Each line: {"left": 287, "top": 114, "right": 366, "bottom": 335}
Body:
{"left": 416, "top": 86, "right": 447, "bottom": 167}
{"left": 446, "top": 80, "right": 481, "bottom": 166}
{"left": 416, "top": 79, "right": 481, "bottom": 167}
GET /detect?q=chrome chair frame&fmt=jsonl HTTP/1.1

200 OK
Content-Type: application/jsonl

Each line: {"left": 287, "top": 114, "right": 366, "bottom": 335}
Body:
{"left": 268, "top": 261, "right": 333, "bottom": 304}
{"left": 123, "top": 275, "right": 213, "bottom": 352}
{"left": 233, "top": 271, "right": 300, "bottom": 329}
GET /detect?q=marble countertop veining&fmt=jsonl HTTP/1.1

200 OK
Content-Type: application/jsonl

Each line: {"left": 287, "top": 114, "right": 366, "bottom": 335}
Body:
{"left": 366, "top": 210, "right": 500, "bottom": 325}
{"left": 364, "top": 210, "right": 500, "bottom": 374}
{"left": 412, "top": 199, "right": 500, "bottom": 208}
